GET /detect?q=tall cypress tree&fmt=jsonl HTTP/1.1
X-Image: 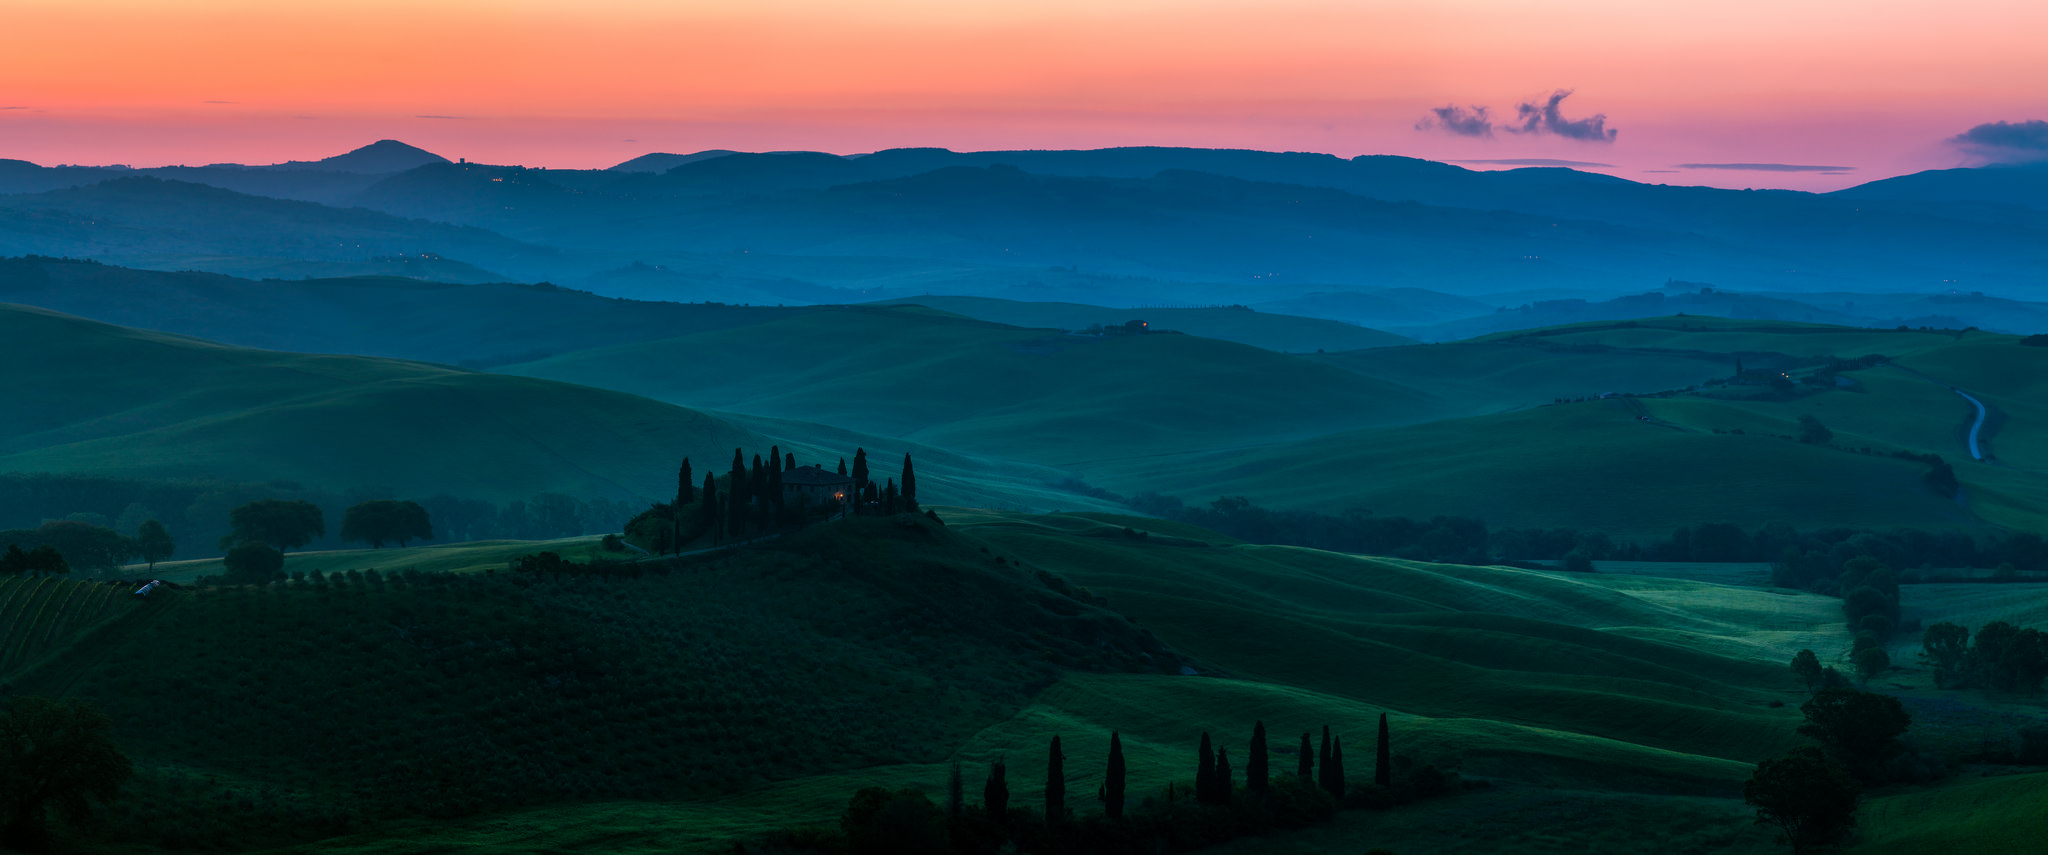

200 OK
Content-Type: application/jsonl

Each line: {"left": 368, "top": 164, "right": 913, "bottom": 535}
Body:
{"left": 1215, "top": 747, "right": 1233, "bottom": 804}
{"left": 1329, "top": 736, "right": 1347, "bottom": 800}
{"left": 1196, "top": 732, "right": 1216, "bottom": 806}
{"left": 837, "top": 458, "right": 848, "bottom": 476}
{"left": 1104, "top": 731, "right": 1126, "bottom": 820}
{"left": 785, "top": 452, "right": 795, "bottom": 472}
{"left": 948, "top": 758, "right": 964, "bottom": 826}
{"left": 883, "top": 478, "right": 898, "bottom": 514}
{"left": 1298, "top": 732, "right": 1314, "bottom": 783}
{"left": 1376, "top": 713, "right": 1392, "bottom": 787}
{"left": 851, "top": 448, "right": 870, "bottom": 511}
{"left": 1317, "top": 725, "right": 1332, "bottom": 793}
{"left": 985, "top": 758, "right": 1009, "bottom": 827}
{"left": 767, "top": 446, "right": 785, "bottom": 520}
{"left": 902, "top": 453, "right": 918, "bottom": 513}
{"left": 1046, "top": 736, "right": 1065, "bottom": 827}
{"left": 727, "top": 453, "right": 748, "bottom": 538}
{"left": 1248, "top": 721, "right": 1269, "bottom": 798}
{"left": 700, "top": 473, "right": 719, "bottom": 546}
{"left": 674, "top": 457, "right": 693, "bottom": 556}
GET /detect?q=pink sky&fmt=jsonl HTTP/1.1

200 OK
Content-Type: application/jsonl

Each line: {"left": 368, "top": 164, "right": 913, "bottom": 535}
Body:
{"left": 5, "top": 0, "right": 2045, "bottom": 191}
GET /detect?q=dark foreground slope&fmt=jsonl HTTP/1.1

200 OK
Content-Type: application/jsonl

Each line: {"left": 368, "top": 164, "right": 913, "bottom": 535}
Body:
{"left": 6, "top": 510, "right": 1858, "bottom": 853}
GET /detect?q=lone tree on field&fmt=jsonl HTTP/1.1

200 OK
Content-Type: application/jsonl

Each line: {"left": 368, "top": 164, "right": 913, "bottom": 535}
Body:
{"left": 1798, "top": 688, "right": 1910, "bottom": 782}
{"left": 0, "top": 696, "right": 133, "bottom": 853}
{"left": 1103, "top": 731, "right": 1126, "bottom": 819}
{"left": 219, "top": 499, "right": 324, "bottom": 552}
{"left": 1797, "top": 414, "right": 1833, "bottom": 445}
{"left": 221, "top": 541, "right": 285, "bottom": 584}
{"left": 1044, "top": 736, "right": 1065, "bottom": 827}
{"left": 135, "top": 520, "right": 175, "bottom": 570}
{"left": 1790, "top": 649, "right": 1825, "bottom": 694}
{"left": 339, "top": 500, "right": 433, "bottom": 549}
{"left": 1743, "top": 746, "right": 1860, "bottom": 855}
{"left": 1247, "top": 720, "right": 1269, "bottom": 798}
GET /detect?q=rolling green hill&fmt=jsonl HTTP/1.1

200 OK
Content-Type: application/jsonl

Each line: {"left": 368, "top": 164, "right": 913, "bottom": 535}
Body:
{"left": 0, "top": 303, "right": 768, "bottom": 503}
{"left": 1081, "top": 397, "right": 1988, "bottom": 539}
{"left": 0, "top": 256, "right": 813, "bottom": 366}
{"left": 500, "top": 306, "right": 1448, "bottom": 467}
{"left": 865, "top": 295, "right": 1416, "bottom": 353}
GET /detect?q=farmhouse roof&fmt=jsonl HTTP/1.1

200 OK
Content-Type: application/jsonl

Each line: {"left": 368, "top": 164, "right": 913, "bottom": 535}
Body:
{"left": 783, "top": 465, "right": 854, "bottom": 486}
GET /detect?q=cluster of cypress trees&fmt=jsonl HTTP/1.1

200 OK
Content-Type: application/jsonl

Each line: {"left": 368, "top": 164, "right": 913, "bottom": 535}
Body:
{"left": 641, "top": 447, "right": 926, "bottom": 553}
{"left": 844, "top": 448, "right": 919, "bottom": 516}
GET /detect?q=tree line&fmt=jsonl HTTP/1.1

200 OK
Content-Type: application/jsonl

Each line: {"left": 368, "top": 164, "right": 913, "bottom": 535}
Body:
{"left": 0, "top": 472, "right": 638, "bottom": 564}
{"left": 789, "top": 714, "right": 1458, "bottom": 855}
{"left": 1118, "top": 491, "right": 2046, "bottom": 576}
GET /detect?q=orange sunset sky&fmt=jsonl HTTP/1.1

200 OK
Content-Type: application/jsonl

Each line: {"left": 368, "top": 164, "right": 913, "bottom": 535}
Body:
{"left": 6, "top": 0, "right": 2046, "bottom": 190}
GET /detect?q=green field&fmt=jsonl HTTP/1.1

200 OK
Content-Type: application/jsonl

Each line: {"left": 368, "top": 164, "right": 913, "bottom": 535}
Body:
{"left": 1081, "top": 398, "right": 1982, "bottom": 538}
{"left": 0, "top": 576, "right": 139, "bottom": 681}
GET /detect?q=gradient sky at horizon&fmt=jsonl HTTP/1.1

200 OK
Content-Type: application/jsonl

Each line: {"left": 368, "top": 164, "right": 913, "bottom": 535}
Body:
{"left": 6, "top": 0, "right": 2046, "bottom": 190}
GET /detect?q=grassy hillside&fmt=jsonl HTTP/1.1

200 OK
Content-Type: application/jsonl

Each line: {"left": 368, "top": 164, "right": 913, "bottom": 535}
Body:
{"left": 0, "top": 303, "right": 769, "bottom": 503}
{"left": 501, "top": 306, "right": 1447, "bottom": 466}
{"left": 15, "top": 508, "right": 2040, "bottom": 853}
{"left": 6, "top": 509, "right": 1865, "bottom": 854}
{"left": 1475, "top": 315, "right": 1970, "bottom": 359}
{"left": 1851, "top": 772, "right": 2048, "bottom": 855}
{"left": 1083, "top": 398, "right": 1984, "bottom": 538}
{"left": 1311, "top": 338, "right": 1736, "bottom": 413}
{"left": 0, "top": 257, "right": 811, "bottom": 365}
{"left": 866, "top": 295, "right": 1416, "bottom": 353}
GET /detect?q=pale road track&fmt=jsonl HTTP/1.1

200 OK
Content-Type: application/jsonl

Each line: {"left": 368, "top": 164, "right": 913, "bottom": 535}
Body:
{"left": 1954, "top": 388, "right": 1989, "bottom": 461}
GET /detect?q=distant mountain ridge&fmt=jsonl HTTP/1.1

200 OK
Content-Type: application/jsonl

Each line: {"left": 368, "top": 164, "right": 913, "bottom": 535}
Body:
{"left": 263, "top": 139, "right": 450, "bottom": 173}
{"left": 7, "top": 141, "right": 2048, "bottom": 305}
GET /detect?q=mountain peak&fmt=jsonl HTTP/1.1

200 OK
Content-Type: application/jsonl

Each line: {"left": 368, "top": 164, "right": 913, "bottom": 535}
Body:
{"left": 271, "top": 140, "right": 450, "bottom": 174}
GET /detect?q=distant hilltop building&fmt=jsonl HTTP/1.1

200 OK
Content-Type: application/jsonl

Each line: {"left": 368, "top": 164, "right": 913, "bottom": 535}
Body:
{"left": 783, "top": 465, "right": 854, "bottom": 506}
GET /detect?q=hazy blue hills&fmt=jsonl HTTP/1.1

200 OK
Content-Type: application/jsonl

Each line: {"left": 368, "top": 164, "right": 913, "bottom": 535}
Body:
{"left": 605, "top": 149, "right": 742, "bottom": 173}
{"left": 1395, "top": 285, "right": 2048, "bottom": 340}
{"left": 0, "top": 176, "right": 564, "bottom": 280}
{"left": 1829, "top": 161, "right": 2048, "bottom": 210}
{"left": 8, "top": 141, "right": 2048, "bottom": 308}
{"left": 0, "top": 256, "right": 811, "bottom": 365}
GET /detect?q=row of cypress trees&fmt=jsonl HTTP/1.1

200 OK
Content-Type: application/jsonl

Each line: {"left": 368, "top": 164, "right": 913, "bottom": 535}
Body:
{"left": 1019, "top": 713, "right": 1398, "bottom": 826}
